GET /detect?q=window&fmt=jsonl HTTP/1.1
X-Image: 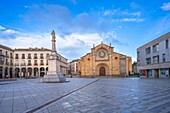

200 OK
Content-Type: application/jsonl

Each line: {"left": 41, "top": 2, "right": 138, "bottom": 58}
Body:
{"left": 40, "top": 60, "right": 44, "bottom": 65}
{"left": 40, "top": 53, "right": 44, "bottom": 59}
{"left": 162, "top": 54, "right": 166, "bottom": 62}
{"left": 166, "top": 39, "right": 169, "bottom": 49}
{"left": 0, "top": 50, "right": 2, "bottom": 54}
{"left": 146, "top": 58, "right": 151, "bottom": 64}
{"left": 22, "top": 54, "right": 25, "bottom": 59}
{"left": 10, "top": 53, "right": 13, "bottom": 58}
{"left": 15, "top": 54, "right": 19, "bottom": 59}
{"left": 137, "top": 52, "right": 140, "bottom": 58}
{"left": 34, "top": 60, "right": 38, "bottom": 65}
{"left": 153, "top": 44, "right": 159, "bottom": 53}
{"left": 145, "top": 47, "right": 151, "bottom": 54}
{"left": 6, "top": 59, "right": 8, "bottom": 65}
{"left": 10, "top": 60, "right": 13, "bottom": 65}
{"left": 46, "top": 53, "right": 49, "bottom": 58}
{"left": 34, "top": 53, "right": 37, "bottom": 59}
{"left": 28, "top": 53, "right": 31, "bottom": 59}
{"left": 153, "top": 55, "right": 159, "bottom": 64}
{"left": 137, "top": 60, "right": 140, "bottom": 66}
{"left": 28, "top": 60, "right": 31, "bottom": 66}
{"left": 6, "top": 51, "right": 8, "bottom": 57}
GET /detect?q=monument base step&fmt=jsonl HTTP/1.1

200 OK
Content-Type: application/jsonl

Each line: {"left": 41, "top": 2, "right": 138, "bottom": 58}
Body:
{"left": 41, "top": 74, "right": 68, "bottom": 83}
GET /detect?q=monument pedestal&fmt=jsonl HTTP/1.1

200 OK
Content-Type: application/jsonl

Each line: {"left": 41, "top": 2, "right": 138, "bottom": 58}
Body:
{"left": 41, "top": 54, "right": 67, "bottom": 83}
{"left": 41, "top": 74, "right": 66, "bottom": 83}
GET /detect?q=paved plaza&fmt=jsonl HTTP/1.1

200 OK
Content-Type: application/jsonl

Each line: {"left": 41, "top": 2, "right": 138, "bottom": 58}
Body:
{"left": 0, "top": 78, "right": 170, "bottom": 113}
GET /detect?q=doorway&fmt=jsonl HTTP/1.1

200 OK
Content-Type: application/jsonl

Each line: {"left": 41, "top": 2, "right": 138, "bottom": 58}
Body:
{"left": 100, "top": 67, "right": 106, "bottom": 76}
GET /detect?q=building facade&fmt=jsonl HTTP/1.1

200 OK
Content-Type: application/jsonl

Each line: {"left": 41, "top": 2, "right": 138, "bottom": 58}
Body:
{"left": 0, "top": 32, "right": 68, "bottom": 78}
{"left": 0, "top": 45, "right": 14, "bottom": 78}
{"left": 78, "top": 43, "right": 132, "bottom": 77}
{"left": 137, "top": 32, "right": 170, "bottom": 78}
{"left": 70, "top": 59, "right": 79, "bottom": 75}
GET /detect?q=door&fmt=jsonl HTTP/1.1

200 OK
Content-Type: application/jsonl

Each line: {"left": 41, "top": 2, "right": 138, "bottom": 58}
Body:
{"left": 100, "top": 67, "right": 106, "bottom": 76}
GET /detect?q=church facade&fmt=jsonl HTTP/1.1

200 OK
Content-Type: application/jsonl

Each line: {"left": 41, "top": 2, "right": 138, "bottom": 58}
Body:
{"left": 78, "top": 43, "right": 132, "bottom": 77}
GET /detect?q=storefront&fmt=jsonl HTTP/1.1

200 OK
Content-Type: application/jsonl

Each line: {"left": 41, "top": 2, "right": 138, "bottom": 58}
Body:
{"left": 160, "top": 68, "right": 169, "bottom": 78}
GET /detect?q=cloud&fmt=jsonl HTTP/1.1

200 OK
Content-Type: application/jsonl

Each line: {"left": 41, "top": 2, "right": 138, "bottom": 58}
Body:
{"left": 103, "top": 9, "right": 141, "bottom": 17}
{"left": 161, "top": 2, "right": 170, "bottom": 11}
{"left": 120, "top": 18, "right": 144, "bottom": 22}
{"left": 0, "top": 26, "right": 5, "bottom": 30}
{"left": 0, "top": 26, "right": 129, "bottom": 61}
{"left": 103, "top": 10, "right": 117, "bottom": 16}
{"left": 132, "top": 57, "right": 137, "bottom": 63}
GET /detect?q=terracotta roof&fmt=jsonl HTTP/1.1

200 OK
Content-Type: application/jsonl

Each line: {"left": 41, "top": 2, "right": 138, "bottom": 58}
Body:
{"left": 14, "top": 47, "right": 51, "bottom": 51}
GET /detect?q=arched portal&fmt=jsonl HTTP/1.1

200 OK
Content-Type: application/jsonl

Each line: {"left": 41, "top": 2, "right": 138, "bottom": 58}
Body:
{"left": 15, "top": 68, "right": 20, "bottom": 78}
{"left": 100, "top": 67, "right": 106, "bottom": 76}
{"left": 40, "top": 67, "right": 45, "bottom": 77}
{"left": 95, "top": 63, "right": 109, "bottom": 76}
{"left": 28, "top": 68, "right": 32, "bottom": 77}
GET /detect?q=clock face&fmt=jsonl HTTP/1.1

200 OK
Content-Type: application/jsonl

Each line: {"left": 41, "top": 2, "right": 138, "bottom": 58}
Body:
{"left": 98, "top": 50, "right": 106, "bottom": 58}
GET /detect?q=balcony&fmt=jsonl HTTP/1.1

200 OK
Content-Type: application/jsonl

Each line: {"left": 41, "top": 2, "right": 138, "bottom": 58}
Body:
{"left": 10, "top": 56, "right": 13, "bottom": 59}
{"left": 0, "top": 53, "right": 5, "bottom": 56}
{"left": 21, "top": 63, "right": 26, "bottom": 66}
{"left": 5, "top": 62, "right": 9, "bottom": 65}
{"left": 34, "top": 57, "right": 38, "bottom": 59}
{"left": 34, "top": 63, "right": 38, "bottom": 66}
{"left": 40, "top": 56, "right": 44, "bottom": 59}
{"left": 15, "top": 63, "right": 19, "bottom": 66}
{"left": 5, "top": 54, "right": 9, "bottom": 58}
{"left": 27, "top": 63, "right": 32, "bottom": 66}
{"left": 10, "top": 63, "right": 13, "bottom": 66}
{"left": 40, "top": 63, "right": 44, "bottom": 65}
{"left": 0, "top": 60, "right": 4, "bottom": 65}
{"left": 15, "top": 57, "right": 19, "bottom": 59}
{"left": 27, "top": 56, "right": 32, "bottom": 59}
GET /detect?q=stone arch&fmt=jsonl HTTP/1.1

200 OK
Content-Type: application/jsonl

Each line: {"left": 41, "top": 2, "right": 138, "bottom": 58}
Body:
{"left": 40, "top": 67, "right": 45, "bottom": 77}
{"left": 28, "top": 68, "right": 32, "bottom": 77}
{"left": 15, "top": 68, "right": 20, "bottom": 78}
{"left": 95, "top": 63, "right": 109, "bottom": 76}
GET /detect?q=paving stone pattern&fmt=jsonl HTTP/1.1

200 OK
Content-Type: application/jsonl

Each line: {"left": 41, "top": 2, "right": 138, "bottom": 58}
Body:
{"left": 0, "top": 78, "right": 170, "bottom": 113}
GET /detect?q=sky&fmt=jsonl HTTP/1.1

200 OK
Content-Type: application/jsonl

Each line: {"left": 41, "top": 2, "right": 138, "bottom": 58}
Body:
{"left": 0, "top": 0, "right": 170, "bottom": 62}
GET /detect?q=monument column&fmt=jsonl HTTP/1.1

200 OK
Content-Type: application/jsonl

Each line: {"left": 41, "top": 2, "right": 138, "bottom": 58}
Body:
{"left": 51, "top": 30, "right": 56, "bottom": 53}
{"left": 42, "top": 30, "right": 66, "bottom": 83}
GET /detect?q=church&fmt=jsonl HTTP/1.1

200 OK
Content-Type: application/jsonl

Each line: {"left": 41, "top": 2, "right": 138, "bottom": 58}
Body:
{"left": 78, "top": 43, "right": 132, "bottom": 77}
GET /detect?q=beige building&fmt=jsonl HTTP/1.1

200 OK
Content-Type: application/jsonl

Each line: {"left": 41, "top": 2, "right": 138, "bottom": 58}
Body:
{"left": 70, "top": 59, "right": 80, "bottom": 75}
{"left": 0, "top": 45, "right": 14, "bottom": 78}
{"left": 13, "top": 47, "right": 68, "bottom": 78}
{"left": 78, "top": 43, "right": 132, "bottom": 77}
{"left": 0, "top": 32, "right": 68, "bottom": 78}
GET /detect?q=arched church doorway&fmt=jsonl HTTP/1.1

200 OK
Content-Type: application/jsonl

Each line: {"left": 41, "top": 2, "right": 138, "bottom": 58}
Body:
{"left": 100, "top": 67, "right": 106, "bottom": 76}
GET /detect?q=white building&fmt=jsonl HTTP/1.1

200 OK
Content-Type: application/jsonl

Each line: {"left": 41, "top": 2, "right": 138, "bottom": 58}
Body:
{"left": 137, "top": 32, "right": 170, "bottom": 78}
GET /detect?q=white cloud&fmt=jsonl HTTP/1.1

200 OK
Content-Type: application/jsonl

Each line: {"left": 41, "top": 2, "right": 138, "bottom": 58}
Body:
{"left": 161, "top": 2, "right": 170, "bottom": 11}
{"left": 132, "top": 57, "right": 137, "bottom": 63}
{"left": 4, "top": 29, "right": 18, "bottom": 34}
{"left": 103, "top": 10, "right": 116, "bottom": 16}
{"left": 120, "top": 18, "right": 144, "bottom": 22}
{"left": 0, "top": 25, "right": 5, "bottom": 30}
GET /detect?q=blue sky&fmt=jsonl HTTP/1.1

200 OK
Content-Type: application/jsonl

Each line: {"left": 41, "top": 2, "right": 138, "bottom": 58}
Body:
{"left": 0, "top": 0, "right": 170, "bottom": 62}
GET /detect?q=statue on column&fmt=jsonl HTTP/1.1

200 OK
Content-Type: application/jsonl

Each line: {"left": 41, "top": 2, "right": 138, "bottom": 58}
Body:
{"left": 41, "top": 30, "right": 66, "bottom": 83}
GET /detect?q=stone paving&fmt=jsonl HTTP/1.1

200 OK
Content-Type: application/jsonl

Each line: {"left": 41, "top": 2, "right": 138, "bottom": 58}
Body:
{"left": 0, "top": 77, "right": 170, "bottom": 113}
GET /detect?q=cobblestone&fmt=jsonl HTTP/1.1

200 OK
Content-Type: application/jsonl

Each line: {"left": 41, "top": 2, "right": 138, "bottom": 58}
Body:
{"left": 0, "top": 77, "right": 170, "bottom": 113}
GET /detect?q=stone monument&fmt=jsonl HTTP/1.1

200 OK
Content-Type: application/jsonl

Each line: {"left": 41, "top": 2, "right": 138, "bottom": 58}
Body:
{"left": 41, "top": 30, "right": 66, "bottom": 83}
